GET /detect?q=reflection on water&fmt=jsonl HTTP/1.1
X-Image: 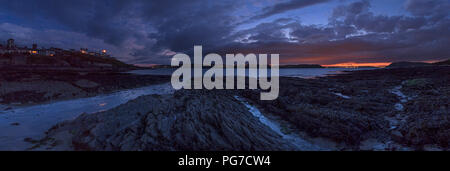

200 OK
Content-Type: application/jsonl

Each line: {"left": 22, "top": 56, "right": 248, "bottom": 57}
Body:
{"left": 234, "top": 96, "right": 323, "bottom": 150}
{"left": 0, "top": 83, "right": 174, "bottom": 150}
{"left": 127, "top": 67, "right": 376, "bottom": 79}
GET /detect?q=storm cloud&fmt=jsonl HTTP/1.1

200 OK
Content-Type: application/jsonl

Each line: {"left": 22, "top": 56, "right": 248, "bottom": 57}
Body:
{"left": 0, "top": 0, "right": 448, "bottom": 65}
{"left": 250, "top": 0, "right": 332, "bottom": 20}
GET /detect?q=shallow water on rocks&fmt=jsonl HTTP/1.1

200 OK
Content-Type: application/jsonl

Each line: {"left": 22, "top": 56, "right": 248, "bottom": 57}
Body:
{"left": 390, "top": 86, "right": 410, "bottom": 111}
{"left": 0, "top": 68, "right": 376, "bottom": 151}
{"left": 0, "top": 83, "right": 174, "bottom": 150}
{"left": 333, "top": 92, "right": 351, "bottom": 99}
{"left": 234, "top": 96, "right": 324, "bottom": 151}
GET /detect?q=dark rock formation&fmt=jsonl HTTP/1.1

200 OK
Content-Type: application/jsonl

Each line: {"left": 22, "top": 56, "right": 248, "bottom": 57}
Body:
{"left": 35, "top": 66, "right": 450, "bottom": 151}
{"left": 242, "top": 66, "right": 450, "bottom": 150}
{"left": 0, "top": 70, "right": 170, "bottom": 105}
{"left": 39, "top": 90, "right": 296, "bottom": 151}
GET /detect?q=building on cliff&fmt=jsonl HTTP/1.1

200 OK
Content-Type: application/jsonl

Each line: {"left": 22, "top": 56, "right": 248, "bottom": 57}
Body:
{"left": 1, "top": 39, "right": 108, "bottom": 57}
{"left": 6, "top": 39, "right": 15, "bottom": 49}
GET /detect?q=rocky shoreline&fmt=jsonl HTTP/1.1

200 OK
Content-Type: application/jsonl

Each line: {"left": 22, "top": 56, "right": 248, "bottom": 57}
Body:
{"left": 32, "top": 66, "right": 449, "bottom": 151}
{"left": 0, "top": 70, "right": 170, "bottom": 106}
{"left": 33, "top": 90, "right": 298, "bottom": 151}
{"left": 242, "top": 66, "right": 450, "bottom": 150}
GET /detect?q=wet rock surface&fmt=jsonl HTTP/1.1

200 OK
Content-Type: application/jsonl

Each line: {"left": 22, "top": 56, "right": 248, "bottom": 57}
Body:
{"left": 0, "top": 70, "right": 170, "bottom": 105}
{"left": 36, "top": 90, "right": 297, "bottom": 151}
{"left": 242, "top": 66, "right": 450, "bottom": 150}
{"left": 35, "top": 66, "right": 450, "bottom": 151}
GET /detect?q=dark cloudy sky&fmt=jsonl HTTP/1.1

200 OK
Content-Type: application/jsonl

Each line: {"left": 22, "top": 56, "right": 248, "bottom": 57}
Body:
{"left": 0, "top": 0, "right": 449, "bottom": 65}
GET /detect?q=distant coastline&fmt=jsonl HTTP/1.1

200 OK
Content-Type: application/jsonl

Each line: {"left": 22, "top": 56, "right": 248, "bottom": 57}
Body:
{"left": 386, "top": 59, "right": 450, "bottom": 68}
{"left": 139, "top": 59, "right": 450, "bottom": 70}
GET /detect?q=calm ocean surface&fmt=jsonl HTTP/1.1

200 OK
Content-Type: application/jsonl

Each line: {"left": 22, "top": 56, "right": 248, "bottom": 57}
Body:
{"left": 127, "top": 67, "right": 377, "bottom": 79}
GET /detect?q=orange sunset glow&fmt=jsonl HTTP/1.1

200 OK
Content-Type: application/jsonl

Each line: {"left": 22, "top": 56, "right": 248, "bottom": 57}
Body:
{"left": 322, "top": 62, "right": 392, "bottom": 68}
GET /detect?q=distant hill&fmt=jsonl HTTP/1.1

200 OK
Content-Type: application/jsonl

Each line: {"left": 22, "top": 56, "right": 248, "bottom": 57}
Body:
{"left": 386, "top": 61, "right": 432, "bottom": 68}
{"left": 148, "top": 65, "right": 175, "bottom": 69}
{"left": 387, "top": 59, "right": 450, "bottom": 68}
{"left": 145, "top": 64, "right": 325, "bottom": 69}
{"left": 434, "top": 59, "right": 450, "bottom": 65}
